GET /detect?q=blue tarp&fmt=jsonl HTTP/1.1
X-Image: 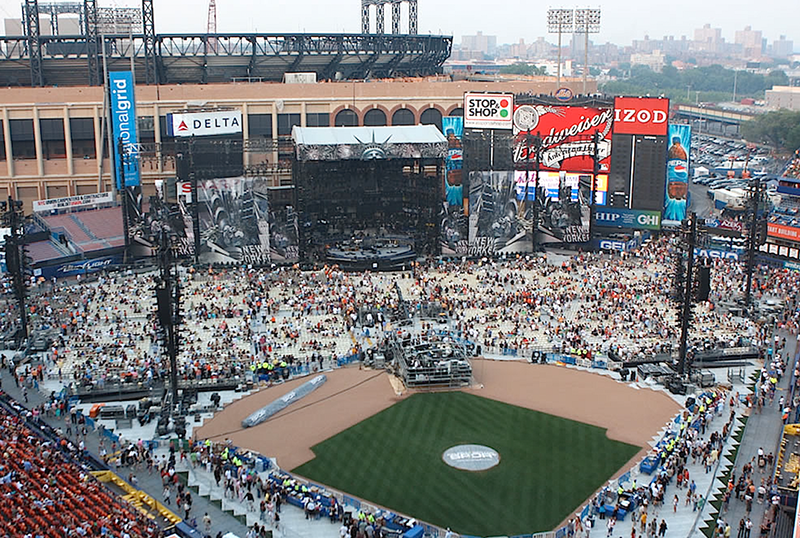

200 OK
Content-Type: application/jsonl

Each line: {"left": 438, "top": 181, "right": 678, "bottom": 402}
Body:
{"left": 242, "top": 374, "right": 327, "bottom": 428}
{"left": 402, "top": 525, "right": 424, "bottom": 538}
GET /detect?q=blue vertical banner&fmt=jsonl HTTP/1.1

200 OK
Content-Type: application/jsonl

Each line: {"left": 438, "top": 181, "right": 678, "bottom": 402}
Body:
{"left": 664, "top": 124, "right": 691, "bottom": 222}
{"left": 108, "top": 71, "right": 141, "bottom": 189}
{"left": 442, "top": 116, "right": 463, "bottom": 207}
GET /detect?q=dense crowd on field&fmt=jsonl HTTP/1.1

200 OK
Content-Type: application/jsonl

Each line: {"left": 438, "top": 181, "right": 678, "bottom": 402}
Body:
{"left": 6, "top": 235, "right": 800, "bottom": 394}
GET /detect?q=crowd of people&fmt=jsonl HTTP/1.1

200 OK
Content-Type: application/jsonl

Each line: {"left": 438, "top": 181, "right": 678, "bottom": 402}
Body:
{"left": 3, "top": 232, "right": 800, "bottom": 538}
{"left": 0, "top": 398, "right": 164, "bottom": 538}
{"left": 4, "top": 235, "right": 800, "bottom": 402}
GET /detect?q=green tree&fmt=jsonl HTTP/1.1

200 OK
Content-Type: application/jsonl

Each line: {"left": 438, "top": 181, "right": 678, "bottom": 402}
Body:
{"left": 741, "top": 110, "right": 800, "bottom": 151}
{"left": 499, "top": 63, "right": 546, "bottom": 76}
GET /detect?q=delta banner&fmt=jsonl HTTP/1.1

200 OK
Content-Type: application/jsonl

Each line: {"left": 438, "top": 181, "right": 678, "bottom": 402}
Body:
{"left": 664, "top": 124, "right": 691, "bottom": 223}
{"left": 512, "top": 105, "right": 613, "bottom": 173}
{"left": 612, "top": 97, "right": 669, "bottom": 136}
{"left": 463, "top": 93, "right": 514, "bottom": 130}
{"left": 108, "top": 71, "right": 141, "bottom": 189}
{"left": 594, "top": 207, "right": 662, "bottom": 230}
{"left": 169, "top": 110, "right": 243, "bottom": 137}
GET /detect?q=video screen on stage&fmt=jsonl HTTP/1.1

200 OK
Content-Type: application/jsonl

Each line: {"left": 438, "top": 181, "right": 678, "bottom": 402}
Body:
{"left": 193, "top": 176, "right": 294, "bottom": 265}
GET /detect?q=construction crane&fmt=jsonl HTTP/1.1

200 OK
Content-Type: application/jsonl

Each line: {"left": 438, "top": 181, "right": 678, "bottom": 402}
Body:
{"left": 206, "top": 0, "right": 217, "bottom": 54}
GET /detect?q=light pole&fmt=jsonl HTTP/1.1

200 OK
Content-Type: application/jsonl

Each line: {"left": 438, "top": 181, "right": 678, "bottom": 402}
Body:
{"left": 574, "top": 8, "right": 601, "bottom": 95}
{"left": 547, "top": 8, "right": 574, "bottom": 91}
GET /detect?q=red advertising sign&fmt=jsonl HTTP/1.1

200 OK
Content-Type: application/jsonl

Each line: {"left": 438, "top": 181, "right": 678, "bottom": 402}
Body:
{"left": 612, "top": 97, "right": 670, "bottom": 136}
{"left": 513, "top": 105, "right": 613, "bottom": 173}
{"left": 768, "top": 222, "right": 800, "bottom": 242}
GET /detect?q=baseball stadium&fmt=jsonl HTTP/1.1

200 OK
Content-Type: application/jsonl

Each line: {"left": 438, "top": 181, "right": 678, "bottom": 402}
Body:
{"left": 1, "top": 2, "right": 800, "bottom": 538}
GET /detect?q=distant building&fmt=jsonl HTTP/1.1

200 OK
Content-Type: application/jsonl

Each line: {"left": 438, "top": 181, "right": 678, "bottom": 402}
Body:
{"left": 771, "top": 36, "right": 795, "bottom": 59}
{"left": 735, "top": 26, "right": 765, "bottom": 58}
{"left": 509, "top": 39, "right": 529, "bottom": 59}
{"left": 460, "top": 31, "right": 497, "bottom": 56}
{"left": 766, "top": 86, "right": 800, "bottom": 110}
{"left": 692, "top": 24, "right": 723, "bottom": 53}
{"left": 630, "top": 50, "right": 665, "bottom": 72}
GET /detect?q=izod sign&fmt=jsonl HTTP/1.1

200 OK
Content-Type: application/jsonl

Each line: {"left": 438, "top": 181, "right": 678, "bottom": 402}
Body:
{"left": 464, "top": 92, "right": 514, "bottom": 130}
{"left": 612, "top": 97, "right": 669, "bottom": 136}
{"left": 169, "top": 110, "right": 243, "bottom": 137}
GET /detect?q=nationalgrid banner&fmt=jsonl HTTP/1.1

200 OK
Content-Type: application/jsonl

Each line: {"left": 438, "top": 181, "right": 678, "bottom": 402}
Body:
{"left": 108, "top": 71, "right": 141, "bottom": 189}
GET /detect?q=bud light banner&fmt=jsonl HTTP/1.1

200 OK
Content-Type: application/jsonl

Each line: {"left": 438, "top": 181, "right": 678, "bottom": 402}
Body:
{"left": 108, "top": 71, "right": 141, "bottom": 189}
{"left": 664, "top": 124, "right": 691, "bottom": 223}
{"left": 38, "top": 255, "right": 122, "bottom": 280}
{"left": 512, "top": 105, "right": 613, "bottom": 173}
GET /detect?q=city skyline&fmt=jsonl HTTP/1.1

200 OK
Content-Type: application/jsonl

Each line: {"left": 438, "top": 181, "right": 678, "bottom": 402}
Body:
{"left": 0, "top": 0, "right": 795, "bottom": 52}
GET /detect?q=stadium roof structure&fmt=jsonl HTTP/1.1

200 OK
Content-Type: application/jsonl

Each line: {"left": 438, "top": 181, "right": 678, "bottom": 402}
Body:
{"left": 0, "top": 32, "right": 453, "bottom": 87}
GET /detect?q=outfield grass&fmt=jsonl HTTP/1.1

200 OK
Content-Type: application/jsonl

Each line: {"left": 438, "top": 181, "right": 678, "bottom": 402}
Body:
{"left": 292, "top": 392, "right": 640, "bottom": 536}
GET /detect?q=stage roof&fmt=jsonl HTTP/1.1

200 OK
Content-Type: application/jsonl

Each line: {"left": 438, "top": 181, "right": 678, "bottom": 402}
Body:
{"left": 292, "top": 125, "right": 447, "bottom": 161}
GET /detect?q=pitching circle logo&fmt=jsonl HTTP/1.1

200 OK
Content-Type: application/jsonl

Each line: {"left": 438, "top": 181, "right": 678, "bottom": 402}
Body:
{"left": 442, "top": 444, "right": 501, "bottom": 471}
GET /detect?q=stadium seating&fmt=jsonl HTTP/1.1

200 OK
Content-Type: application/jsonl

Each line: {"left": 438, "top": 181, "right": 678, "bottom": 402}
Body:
{"left": 26, "top": 240, "right": 67, "bottom": 263}
{"left": 0, "top": 405, "right": 162, "bottom": 538}
{"left": 42, "top": 213, "right": 94, "bottom": 244}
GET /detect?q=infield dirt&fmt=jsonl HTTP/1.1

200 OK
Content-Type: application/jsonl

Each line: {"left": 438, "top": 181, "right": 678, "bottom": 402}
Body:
{"left": 196, "top": 360, "right": 680, "bottom": 470}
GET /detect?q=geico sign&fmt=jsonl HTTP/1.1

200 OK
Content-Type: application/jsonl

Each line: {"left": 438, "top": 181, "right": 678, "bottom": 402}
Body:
{"left": 613, "top": 97, "right": 670, "bottom": 136}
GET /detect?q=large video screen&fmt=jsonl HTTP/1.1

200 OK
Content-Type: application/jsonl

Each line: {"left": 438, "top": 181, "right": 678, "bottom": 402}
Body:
{"left": 194, "top": 176, "right": 297, "bottom": 264}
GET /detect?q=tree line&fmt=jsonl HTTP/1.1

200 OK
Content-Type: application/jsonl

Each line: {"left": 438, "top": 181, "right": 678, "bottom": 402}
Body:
{"left": 601, "top": 65, "right": 789, "bottom": 102}
{"left": 741, "top": 110, "right": 800, "bottom": 153}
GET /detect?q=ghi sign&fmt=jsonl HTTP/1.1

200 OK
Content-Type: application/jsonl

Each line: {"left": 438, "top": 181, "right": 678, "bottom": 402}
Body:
{"left": 594, "top": 208, "right": 662, "bottom": 230}
{"left": 612, "top": 97, "right": 669, "bottom": 136}
{"left": 464, "top": 92, "right": 514, "bottom": 130}
{"left": 169, "top": 110, "right": 243, "bottom": 137}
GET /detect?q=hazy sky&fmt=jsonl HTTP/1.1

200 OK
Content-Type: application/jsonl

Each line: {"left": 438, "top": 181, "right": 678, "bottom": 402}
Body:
{"left": 0, "top": 0, "right": 796, "bottom": 50}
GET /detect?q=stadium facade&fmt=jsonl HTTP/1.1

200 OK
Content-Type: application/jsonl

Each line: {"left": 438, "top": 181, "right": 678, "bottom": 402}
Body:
{"left": 0, "top": 77, "right": 590, "bottom": 212}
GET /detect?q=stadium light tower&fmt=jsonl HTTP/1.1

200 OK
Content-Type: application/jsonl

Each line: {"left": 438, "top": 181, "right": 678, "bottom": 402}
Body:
{"left": 574, "top": 8, "right": 601, "bottom": 95}
{"left": 547, "top": 9, "right": 574, "bottom": 91}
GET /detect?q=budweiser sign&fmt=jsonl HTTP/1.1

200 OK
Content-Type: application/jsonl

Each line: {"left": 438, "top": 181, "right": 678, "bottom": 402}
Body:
{"left": 513, "top": 105, "right": 613, "bottom": 173}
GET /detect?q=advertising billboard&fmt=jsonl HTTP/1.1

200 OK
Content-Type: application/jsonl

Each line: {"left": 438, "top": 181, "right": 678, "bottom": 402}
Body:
{"left": 442, "top": 116, "right": 464, "bottom": 207}
{"left": 169, "top": 110, "right": 243, "bottom": 137}
{"left": 464, "top": 93, "right": 514, "bottom": 130}
{"left": 594, "top": 207, "right": 662, "bottom": 230}
{"left": 767, "top": 222, "right": 800, "bottom": 243}
{"left": 108, "top": 71, "right": 141, "bottom": 189}
{"left": 664, "top": 124, "right": 691, "bottom": 223}
{"left": 612, "top": 97, "right": 670, "bottom": 136}
{"left": 513, "top": 171, "right": 607, "bottom": 205}
{"left": 33, "top": 192, "right": 114, "bottom": 213}
{"left": 512, "top": 105, "right": 613, "bottom": 173}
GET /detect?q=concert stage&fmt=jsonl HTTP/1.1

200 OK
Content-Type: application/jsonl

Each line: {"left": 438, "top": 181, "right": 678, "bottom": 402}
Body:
{"left": 292, "top": 125, "right": 446, "bottom": 267}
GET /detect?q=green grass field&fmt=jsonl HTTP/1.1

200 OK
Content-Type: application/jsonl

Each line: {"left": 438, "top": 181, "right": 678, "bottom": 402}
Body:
{"left": 292, "top": 392, "right": 640, "bottom": 536}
